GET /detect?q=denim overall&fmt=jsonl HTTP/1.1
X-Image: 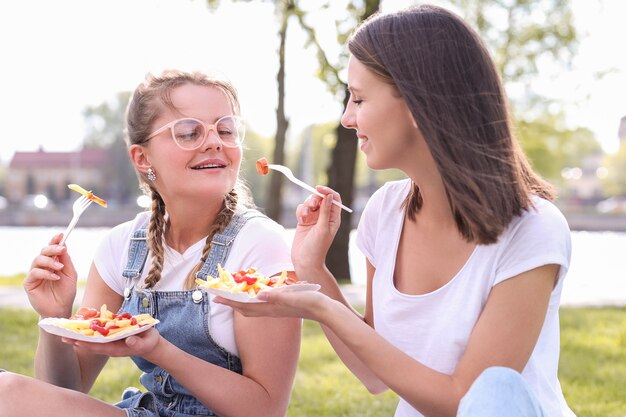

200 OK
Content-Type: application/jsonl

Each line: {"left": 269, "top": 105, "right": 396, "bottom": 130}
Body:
{"left": 115, "top": 209, "right": 265, "bottom": 417}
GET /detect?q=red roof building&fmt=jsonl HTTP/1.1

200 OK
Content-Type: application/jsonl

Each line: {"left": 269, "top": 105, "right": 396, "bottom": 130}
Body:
{"left": 6, "top": 147, "right": 108, "bottom": 204}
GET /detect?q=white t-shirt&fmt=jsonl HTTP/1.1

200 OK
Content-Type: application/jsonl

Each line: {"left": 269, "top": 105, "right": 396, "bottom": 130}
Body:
{"left": 356, "top": 179, "right": 575, "bottom": 417}
{"left": 94, "top": 210, "right": 293, "bottom": 356}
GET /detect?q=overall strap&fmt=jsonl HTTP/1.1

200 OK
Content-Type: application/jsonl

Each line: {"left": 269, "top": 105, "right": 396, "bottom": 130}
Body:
{"left": 195, "top": 208, "right": 267, "bottom": 280}
{"left": 122, "top": 227, "right": 149, "bottom": 279}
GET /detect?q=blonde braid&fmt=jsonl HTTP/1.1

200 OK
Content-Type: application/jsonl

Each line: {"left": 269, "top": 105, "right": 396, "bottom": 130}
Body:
{"left": 144, "top": 189, "right": 167, "bottom": 289}
{"left": 183, "top": 190, "right": 239, "bottom": 290}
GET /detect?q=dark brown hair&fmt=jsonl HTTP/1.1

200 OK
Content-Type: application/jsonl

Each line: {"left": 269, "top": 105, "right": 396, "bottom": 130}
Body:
{"left": 348, "top": 4, "right": 554, "bottom": 244}
{"left": 125, "top": 70, "right": 252, "bottom": 289}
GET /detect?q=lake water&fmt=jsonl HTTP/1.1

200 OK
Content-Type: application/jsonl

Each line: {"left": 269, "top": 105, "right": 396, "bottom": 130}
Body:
{"left": 1, "top": 227, "right": 624, "bottom": 307}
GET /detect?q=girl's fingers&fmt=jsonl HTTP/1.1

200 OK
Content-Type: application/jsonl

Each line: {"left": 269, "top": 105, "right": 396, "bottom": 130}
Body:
{"left": 25, "top": 268, "right": 60, "bottom": 283}
{"left": 297, "top": 188, "right": 341, "bottom": 225}
{"left": 317, "top": 194, "right": 334, "bottom": 225}
{"left": 48, "top": 233, "right": 64, "bottom": 245}
{"left": 38, "top": 244, "right": 65, "bottom": 259}
{"left": 304, "top": 195, "right": 322, "bottom": 212}
{"left": 315, "top": 185, "right": 340, "bottom": 200}
{"left": 32, "top": 254, "right": 64, "bottom": 271}
{"left": 297, "top": 203, "right": 319, "bottom": 225}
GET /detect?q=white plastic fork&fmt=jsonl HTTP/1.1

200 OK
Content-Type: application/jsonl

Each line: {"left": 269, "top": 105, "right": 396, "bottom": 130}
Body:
{"left": 267, "top": 164, "right": 353, "bottom": 213}
{"left": 59, "top": 195, "right": 94, "bottom": 245}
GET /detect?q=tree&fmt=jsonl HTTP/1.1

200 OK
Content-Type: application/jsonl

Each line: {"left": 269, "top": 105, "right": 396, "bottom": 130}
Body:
{"left": 82, "top": 92, "right": 137, "bottom": 203}
{"left": 517, "top": 114, "right": 601, "bottom": 182}
{"left": 207, "top": 0, "right": 296, "bottom": 221}
{"left": 451, "top": 0, "right": 577, "bottom": 87}
{"left": 265, "top": 0, "right": 294, "bottom": 221}
{"left": 83, "top": 92, "right": 130, "bottom": 148}
{"left": 294, "top": 0, "right": 380, "bottom": 281}
{"left": 446, "top": 0, "right": 588, "bottom": 178}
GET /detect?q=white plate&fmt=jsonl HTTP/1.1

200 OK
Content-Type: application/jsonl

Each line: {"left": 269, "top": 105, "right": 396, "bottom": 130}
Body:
{"left": 203, "top": 283, "right": 321, "bottom": 303}
{"left": 38, "top": 317, "right": 159, "bottom": 343}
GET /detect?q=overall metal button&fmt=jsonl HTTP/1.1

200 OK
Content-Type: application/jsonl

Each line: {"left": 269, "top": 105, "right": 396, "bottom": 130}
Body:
{"left": 142, "top": 297, "right": 149, "bottom": 308}
{"left": 192, "top": 290, "right": 203, "bottom": 304}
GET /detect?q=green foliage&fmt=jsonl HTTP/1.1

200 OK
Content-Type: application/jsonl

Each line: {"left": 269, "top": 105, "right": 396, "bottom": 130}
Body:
{"left": 81, "top": 91, "right": 138, "bottom": 203}
{"left": 441, "top": 0, "right": 595, "bottom": 186}
{"left": 240, "top": 129, "right": 276, "bottom": 207}
{"left": 0, "top": 273, "right": 26, "bottom": 286}
{"left": 516, "top": 114, "right": 602, "bottom": 181}
{"left": 447, "top": 0, "right": 577, "bottom": 85}
{"left": 602, "top": 141, "right": 626, "bottom": 196}
{"left": 290, "top": 121, "right": 338, "bottom": 186}
{"left": 83, "top": 91, "right": 131, "bottom": 148}
{"left": 2, "top": 307, "right": 625, "bottom": 415}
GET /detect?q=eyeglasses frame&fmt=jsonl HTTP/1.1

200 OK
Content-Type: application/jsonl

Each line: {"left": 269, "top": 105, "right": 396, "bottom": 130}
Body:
{"left": 145, "top": 115, "right": 245, "bottom": 150}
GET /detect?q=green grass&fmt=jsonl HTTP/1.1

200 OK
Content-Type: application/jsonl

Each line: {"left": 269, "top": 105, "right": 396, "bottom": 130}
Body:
{"left": 0, "top": 273, "right": 85, "bottom": 287}
{"left": 0, "top": 273, "right": 26, "bottom": 287}
{"left": 558, "top": 307, "right": 626, "bottom": 417}
{"left": 1, "top": 307, "right": 624, "bottom": 416}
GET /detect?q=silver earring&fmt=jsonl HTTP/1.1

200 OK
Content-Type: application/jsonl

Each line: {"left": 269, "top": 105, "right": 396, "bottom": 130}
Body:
{"left": 147, "top": 167, "right": 157, "bottom": 182}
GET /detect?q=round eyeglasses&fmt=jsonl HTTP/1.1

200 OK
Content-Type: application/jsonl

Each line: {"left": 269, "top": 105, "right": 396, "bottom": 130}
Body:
{"left": 146, "top": 115, "right": 245, "bottom": 150}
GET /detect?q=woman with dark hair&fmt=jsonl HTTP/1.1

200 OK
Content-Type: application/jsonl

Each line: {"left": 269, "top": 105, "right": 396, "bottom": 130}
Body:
{"left": 221, "top": 5, "right": 575, "bottom": 417}
{"left": 0, "top": 70, "right": 301, "bottom": 417}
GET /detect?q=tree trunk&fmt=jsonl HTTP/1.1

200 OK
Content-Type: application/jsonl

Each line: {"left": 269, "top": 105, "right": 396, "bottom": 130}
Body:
{"left": 325, "top": 0, "right": 379, "bottom": 282}
{"left": 266, "top": 3, "right": 290, "bottom": 221}
{"left": 325, "top": 90, "right": 357, "bottom": 282}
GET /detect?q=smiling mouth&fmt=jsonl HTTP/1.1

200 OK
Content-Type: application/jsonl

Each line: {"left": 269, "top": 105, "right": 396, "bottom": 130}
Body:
{"left": 192, "top": 163, "right": 227, "bottom": 170}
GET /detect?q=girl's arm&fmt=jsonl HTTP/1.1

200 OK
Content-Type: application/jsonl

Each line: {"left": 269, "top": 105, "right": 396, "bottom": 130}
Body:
{"left": 311, "top": 263, "right": 558, "bottom": 417}
{"left": 70, "top": 274, "right": 302, "bottom": 417}
{"left": 223, "top": 261, "right": 557, "bottom": 416}
{"left": 286, "top": 190, "right": 389, "bottom": 391}
{"left": 35, "top": 262, "right": 123, "bottom": 392}
{"left": 300, "top": 261, "right": 389, "bottom": 394}
{"left": 136, "top": 313, "right": 301, "bottom": 417}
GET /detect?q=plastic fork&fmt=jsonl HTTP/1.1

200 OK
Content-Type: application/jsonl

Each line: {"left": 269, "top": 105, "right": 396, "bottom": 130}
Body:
{"left": 267, "top": 164, "right": 353, "bottom": 213}
{"left": 59, "top": 195, "right": 94, "bottom": 245}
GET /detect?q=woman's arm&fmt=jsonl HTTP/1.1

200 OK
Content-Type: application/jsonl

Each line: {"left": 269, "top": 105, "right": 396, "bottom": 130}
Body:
{"left": 176, "top": 275, "right": 301, "bottom": 417}
{"left": 312, "top": 263, "right": 559, "bottom": 417}
{"left": 69, "top": 272, "right": 301, "bottom": 417}
{"left": 289, "top": 191, "right": 388, "bottom": 392}
{"left": 81, "top": 302, "right": 301, "bottom": 417}
{"left": 304, "top": 260, "right": 389, "bottom": 394}
{"left": 224, "top": 262, "right": 557, "bottom": 416}
{"left": 35, "top": 262, "right": 123, "bottom": 392}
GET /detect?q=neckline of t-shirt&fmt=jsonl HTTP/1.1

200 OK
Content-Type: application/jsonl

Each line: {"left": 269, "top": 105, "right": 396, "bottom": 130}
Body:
{"left": 389, "top": 246, "right": 481, "bottom": 299}
{"left": 387, "top": 180, "right": 481, "bottom": 298}
{"left": 163, "top": 236, "right": 208, "bottom": 260}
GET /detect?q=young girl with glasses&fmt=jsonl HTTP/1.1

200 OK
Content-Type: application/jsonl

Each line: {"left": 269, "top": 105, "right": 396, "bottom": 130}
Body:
{"left": 1, "top": 70, "right": 300, "bottom": 417}
{"left": 219, "top": 5, "right": 575, "bottom": 417}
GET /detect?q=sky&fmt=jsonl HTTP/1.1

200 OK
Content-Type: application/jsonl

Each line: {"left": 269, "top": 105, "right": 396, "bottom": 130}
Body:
{"left": 0, "top": 0, "right": 625, "bottom": 164}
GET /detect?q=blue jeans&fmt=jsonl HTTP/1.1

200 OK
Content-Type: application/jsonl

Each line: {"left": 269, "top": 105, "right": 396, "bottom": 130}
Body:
{"left": 458, "top": 367, "right": 547, "bottom": 417}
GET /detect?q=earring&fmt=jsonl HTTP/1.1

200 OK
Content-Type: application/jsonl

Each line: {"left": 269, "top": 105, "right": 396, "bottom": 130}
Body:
{"left": 147, "top": 167, "right": 157, "bottom": 182}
